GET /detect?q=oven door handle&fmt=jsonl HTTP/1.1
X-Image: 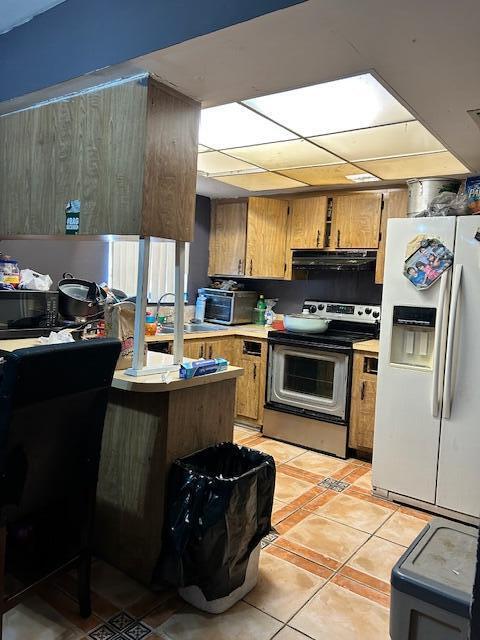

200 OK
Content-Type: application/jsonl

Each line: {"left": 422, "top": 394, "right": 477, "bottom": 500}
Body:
{"left": 267, "top": 337, "right": 352, "bottom": 353}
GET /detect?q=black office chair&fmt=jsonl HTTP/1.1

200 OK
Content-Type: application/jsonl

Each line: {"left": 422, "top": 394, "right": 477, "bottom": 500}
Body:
{"left": 0, "top": 338, "right": 120, "bottom": 634}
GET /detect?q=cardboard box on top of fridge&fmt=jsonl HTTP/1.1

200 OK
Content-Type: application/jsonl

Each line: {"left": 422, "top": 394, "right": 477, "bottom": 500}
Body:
{"left": 466, "top": 176, "right": 480, "bottom": 214}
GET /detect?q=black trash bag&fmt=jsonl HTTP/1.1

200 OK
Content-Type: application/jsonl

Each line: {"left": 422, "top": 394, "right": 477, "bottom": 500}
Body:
{"left": 155, "top": 442, "right": 275, "bottom": 601}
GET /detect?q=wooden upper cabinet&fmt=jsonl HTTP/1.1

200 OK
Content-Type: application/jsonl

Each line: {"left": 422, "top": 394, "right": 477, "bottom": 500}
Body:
{"left": 208, "top": 202, "right": 248, "bottom": 276}
{"left": 0, "top": 75, "right": 200, "bottom": 240}
{"left": 246, "top": 197, "right": 289, "bottom": 278}
{"left": 287, "top": 196, "right": 328, "bottom": 249}
{"left": 331, "top": 192, "right": 382, "bottom": 249}
{"left": 375, "top": 190, "right": 408, "bottom": 284}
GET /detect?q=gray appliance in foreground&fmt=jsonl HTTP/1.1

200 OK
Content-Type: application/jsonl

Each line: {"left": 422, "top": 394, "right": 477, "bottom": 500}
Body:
{"left": 390, "top": 518, "right": 476, "bottom": 640}
{"left": 199, "top": 288, "right": 257, "bottom": 325}
{"left": 264, "top": 301, "right": 380, "bottom": 458}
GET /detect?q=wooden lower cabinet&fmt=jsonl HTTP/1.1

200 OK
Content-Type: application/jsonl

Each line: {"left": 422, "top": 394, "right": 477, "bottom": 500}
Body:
{"left": 232, "top": 337, "right": 267, "bottom": 426}
{"left": 349, "top": 351, "right": 378, "bottom": 452}
{"left": 183, "top": 339, "right": 206, "bottom": 359}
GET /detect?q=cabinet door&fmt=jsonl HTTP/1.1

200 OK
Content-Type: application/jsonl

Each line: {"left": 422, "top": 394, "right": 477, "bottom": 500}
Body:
{"left": 236, "top": 357, "right": 260, "bottom": 420}
{"left": 332, "top": 193, "right": 382, "bottom": 249}
{"left": 375, "top": 190, "right": 408, "bottom": 284}
{"left": 349, "top": 352, "right": 378, "bottom": 451}
{"left": 183, "top": 339, "right": 205, "bottom": 359}
{"left": 287, "top": 196, "right": 328, "bottom": 249}
{"left": 208, "top": 202, "right": 247, "bottom": 276}
{"left": 245, "top": 197, "right": 289, "bottom": 278}
{"left": 205, "top": 338, "right": 235, "bottom": 363}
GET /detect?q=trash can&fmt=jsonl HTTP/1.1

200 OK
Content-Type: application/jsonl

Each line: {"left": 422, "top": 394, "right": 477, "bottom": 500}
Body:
{"left": 155, "top": 442, "right": 276, "bottom": 614}
{"left": 390, "top": 517, "right": 477, "bottom": 640}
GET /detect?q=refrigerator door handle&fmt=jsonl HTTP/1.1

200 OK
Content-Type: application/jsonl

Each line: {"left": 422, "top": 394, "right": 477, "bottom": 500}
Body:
{"left": 431, "top": 271, "right": 450, "bottom": 418}
{"left": 443, "top": 264, "right": 463, "bottom": 420}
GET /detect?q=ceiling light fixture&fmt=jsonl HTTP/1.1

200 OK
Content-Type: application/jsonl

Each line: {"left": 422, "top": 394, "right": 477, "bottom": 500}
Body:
{"left": 346, "top": 173, "right": 381, "bottom": 183}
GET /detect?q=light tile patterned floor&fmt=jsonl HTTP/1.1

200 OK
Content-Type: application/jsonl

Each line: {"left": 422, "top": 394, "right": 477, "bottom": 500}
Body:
{"left": 2, "top": 427, "right": 432, "bottom": 639}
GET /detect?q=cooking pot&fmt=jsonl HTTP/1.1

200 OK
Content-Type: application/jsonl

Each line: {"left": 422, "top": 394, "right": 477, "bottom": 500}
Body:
{"left": 58, "top": 273, "right": 107, "bottom": 321}
{"left": 284, "top": 313, "right": 331, "bottom": 334}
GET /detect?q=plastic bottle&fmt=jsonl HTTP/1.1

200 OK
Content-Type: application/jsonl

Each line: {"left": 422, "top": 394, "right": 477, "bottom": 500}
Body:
{"left": 145, "top": 312, "right": 158, "bottom": 336}
{"left": 254, "top": 294, "right": 267, "bottom": 325}
{"left": 195, "top": 294, "right": 207, "bottom": 323}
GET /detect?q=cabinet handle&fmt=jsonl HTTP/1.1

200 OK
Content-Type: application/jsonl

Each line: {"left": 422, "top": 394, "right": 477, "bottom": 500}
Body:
{"left": 208, "top": 345, "right": 213, "bottom": 359}
{"left": 249, "top": 259, "right": 253, "bottom": 276}
{"left": 238, "top": 259, "right": 242, "bottom": 274}
{"left": 337, "top": 229, "right": 341, "bottom": 248}
{"left": 316, "top": 229, "right": 320, "bottom": 247}
{"left": 253, "top": 363, "right": 257, "bottom": 381}
{"left": 200, "top": 345, "right": 204, "bottom": 358}
{"left": 360, "top": 381, "right": 366, "bottom": 401}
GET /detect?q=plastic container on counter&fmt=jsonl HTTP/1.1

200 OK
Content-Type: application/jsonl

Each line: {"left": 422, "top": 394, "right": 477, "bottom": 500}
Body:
{"left": 145, "top": 312, "right": 158, "bottom": 336}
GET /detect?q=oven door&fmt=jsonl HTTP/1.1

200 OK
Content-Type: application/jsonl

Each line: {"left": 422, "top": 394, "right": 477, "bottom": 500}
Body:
{"left": 267, "top": 342, "right": 349, "bottom": 421}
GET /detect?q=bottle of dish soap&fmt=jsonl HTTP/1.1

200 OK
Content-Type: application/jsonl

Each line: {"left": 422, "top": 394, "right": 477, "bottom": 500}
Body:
{"left": 195, "top": 293, "right": 207, "bottom": 323}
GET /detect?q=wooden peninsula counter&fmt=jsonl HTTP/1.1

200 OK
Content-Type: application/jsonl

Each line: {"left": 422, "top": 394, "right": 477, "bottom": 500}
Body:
{"left": 0, "top": 340, "right": 242, "bottom": 584}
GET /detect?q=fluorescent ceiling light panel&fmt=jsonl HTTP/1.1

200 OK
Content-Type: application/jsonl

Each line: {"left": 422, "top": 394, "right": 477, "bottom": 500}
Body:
{"left": 346, "top": 173, "right": 380, "bottom": 183}
{"left": 197, "top": 151, "right": 261, "bottom": 176}
{"left": 224, "top": 139, "right": 343, "bottom": 170}
{"left": 357, "top": 151, "right": 469, "bottom": 179}
{"left": 279, "top": 163, "right": 371, "bottom": 186}
{"left": 310, "top": 121, "right": 445, "bottom": 161}
{"left": 244, "top": 74, "right": 414, "bottom": 137}
{"left": 199, "top": 103, "right": 295, "bottom": 150}
{"left": 213, "top": 172, "right": 307, "bottom": 191}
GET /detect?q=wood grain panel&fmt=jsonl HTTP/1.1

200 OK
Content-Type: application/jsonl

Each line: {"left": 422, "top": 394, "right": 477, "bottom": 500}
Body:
{"left": 375, "top": 189, "right": 408, "bottom": 284}
{"left": 331, "top": 192, "right": 382, "bottom": 249}
{"left": 141, "top": 79, "right": 200, "bottom": 241}
{"left": 234, "top": 337, "right": 267, "bottom": 424}
{"left": 166, "top": 379, "right": 236, "bottom": 464}
{"left": 95, "top": 377, "right": 236, "bottom": 585}
{"left": 246, "top": 197, "right": 289, "bottom": 278}
{"left": 208, "top": 201, "right": 247, "bottom": 276}
{"left": 95, "top": 388, "right": 169, "bottom": 584}
{"left": 349, "top": 352, "right": 378, "bottom": 452}
{"left": 287, "top": 196, "right": 328, "bottom": 249}
{"left": 0, "top": 76, "right": 200, "bottom": 240}
{"left": 182, "top": 339, "right": 205, "bottom": 359}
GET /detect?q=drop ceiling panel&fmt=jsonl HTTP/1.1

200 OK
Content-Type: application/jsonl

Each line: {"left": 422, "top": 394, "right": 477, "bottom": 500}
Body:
{"left": 357, "top": 151, "right": 469, "bottom": 179}
{"left": 311, "top": 121, "right": 445, "bottom": 162}
{"left": 198, "top": 145, "right": 210, "bottom": 153}
{"left": 224, "top": 139, "right": 343, "bottom": 170}
{"left": 279, "top": 163, "right": 369, "bottom": 185}
{"left": 197, "top": 151, "right": 261, "bottom": 175}
{"left": 244, "top": 73, "right": 414, "bottom": 137}
{"left": 214, "top": 172, "right": 307, "bottom": 191}
{"left": 199, "top": 103, "right": 295, "bottom": 150}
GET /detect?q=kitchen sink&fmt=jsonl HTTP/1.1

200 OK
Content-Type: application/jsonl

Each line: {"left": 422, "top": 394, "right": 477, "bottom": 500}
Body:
{"left": 159, "top": 322, "right": 226, "bottom": 334}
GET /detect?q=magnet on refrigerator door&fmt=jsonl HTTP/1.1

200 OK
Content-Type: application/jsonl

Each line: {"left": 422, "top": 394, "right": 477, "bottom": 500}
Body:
{"left": 404, "top": 237, "right": 454, "bottom": 290}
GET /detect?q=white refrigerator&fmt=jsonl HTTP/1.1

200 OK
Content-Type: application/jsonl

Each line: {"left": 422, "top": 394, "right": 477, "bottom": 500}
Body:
{"left": 373, "top": 215, "right": 480, "bottom": 523}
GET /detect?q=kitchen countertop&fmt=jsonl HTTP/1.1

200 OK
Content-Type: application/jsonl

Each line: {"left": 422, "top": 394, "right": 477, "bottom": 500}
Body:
{"left": 0, "top": 338, "right": 242, "bottom": 393}
{"left": 353, "top": 339, "right": 380, "bottom": 354}
{"left": 145, "top": 323, "right": 273, "bottom": 343}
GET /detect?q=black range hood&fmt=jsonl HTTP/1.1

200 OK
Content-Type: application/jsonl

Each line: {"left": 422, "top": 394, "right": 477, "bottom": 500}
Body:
{"left": 292, "top": 250, "right": 377, "bottom": 272}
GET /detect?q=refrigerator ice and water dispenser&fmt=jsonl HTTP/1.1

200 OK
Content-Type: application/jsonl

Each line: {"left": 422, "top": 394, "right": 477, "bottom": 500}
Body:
{"left": 390, "top": 306, "right": 437, "bottom": 369}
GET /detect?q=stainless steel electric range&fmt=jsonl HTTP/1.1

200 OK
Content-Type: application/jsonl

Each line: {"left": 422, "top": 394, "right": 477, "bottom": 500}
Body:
{"left": 264, "top": 300, "right": 380, "bottom": 458}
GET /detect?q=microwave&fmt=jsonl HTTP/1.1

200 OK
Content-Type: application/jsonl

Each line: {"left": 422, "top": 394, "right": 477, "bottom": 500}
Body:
{"left": 199, "top": 288, "right": 258, "bottom": 325}
{"left": 0, "top": 290, "right": 59, "bottom": 338}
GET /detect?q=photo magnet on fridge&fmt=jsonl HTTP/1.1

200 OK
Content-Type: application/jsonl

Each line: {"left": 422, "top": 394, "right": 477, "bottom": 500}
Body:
{"left": 404, "top": 238, "right": 454, "bottom": 290}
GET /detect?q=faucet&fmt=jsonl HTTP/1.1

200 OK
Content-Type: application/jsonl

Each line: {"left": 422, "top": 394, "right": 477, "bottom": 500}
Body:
{"left": 157, "top": 292, "right": 175, "bottom": 322}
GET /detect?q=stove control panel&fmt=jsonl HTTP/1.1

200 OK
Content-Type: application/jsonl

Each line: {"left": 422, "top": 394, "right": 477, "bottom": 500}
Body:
{"left": 303, "top": 301, "right": 381, "bottom": 324}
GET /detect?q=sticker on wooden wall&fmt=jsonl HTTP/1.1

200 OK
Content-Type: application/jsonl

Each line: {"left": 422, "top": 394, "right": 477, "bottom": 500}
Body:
{"left": 65, "top": 200, "right": 80, "bottom": 235}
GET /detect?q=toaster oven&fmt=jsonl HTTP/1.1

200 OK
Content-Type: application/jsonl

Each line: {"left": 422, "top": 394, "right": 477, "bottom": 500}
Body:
{"left": 198, "top": 288, "right": 257, "bottom": 325}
